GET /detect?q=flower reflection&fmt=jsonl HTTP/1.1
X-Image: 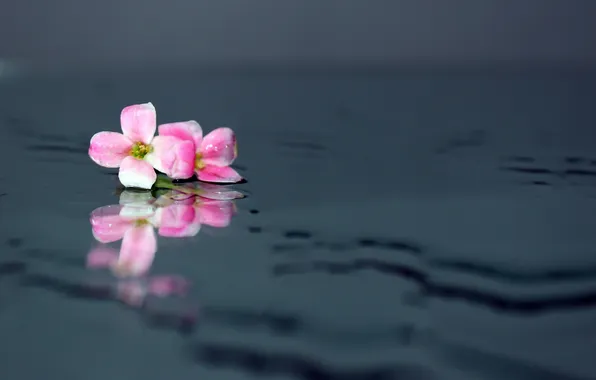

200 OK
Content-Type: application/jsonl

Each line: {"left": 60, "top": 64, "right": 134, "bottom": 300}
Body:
{"left": 87, "top": 245, "right": 189, "bottom": 306}
{"left": 90, "top": 189, "right": 237, "bottom": 244}
{"left": 87, "top": 243, "right": 156, "bottom": 278}
{"left": 86, "top": 186, "right": 239, "bottom": 308}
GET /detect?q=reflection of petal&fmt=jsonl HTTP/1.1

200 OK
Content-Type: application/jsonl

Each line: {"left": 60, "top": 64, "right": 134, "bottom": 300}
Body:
{"left": 119, "top": 190, "right": 155, "bottom": 206}
{"left": 87, "top": 245, "right": 119, "bottom": 269}
{"left": 185, "top": 182, "right": 245, "bottom": 200}
{"left": 198, "top": 165, "right": 242, "bottom": 184}
{"left": 88, "top": 131, "right": 133, "bottom": 168}
{"left": 157, "top": 204, "right": 201, "bottom": 237}
{"left": 116, "top": 225, "right": 157, "bottom": 277}
{"left": 152, "top": 195, "right": 175, "bottom": 208}
{"left": 90, "top": 205, "right": 130, "bottom": 243}
{"left": 160, "top": 204, "right": 196, "bottom": 226}
{"left": 120, "top": 102, "right": 156, "bottom": 144}
{"left": 198, "top": 200, "right": 235, "bottom": 228}
{"left": 118, "top": 157, "right": 157, "bottom": 189}
{"left": 117, "top": 282, "right": 147, "bottom": 307}
{"left": 159, "top": 222, "right": 201, "bottom": 238}
{"left": 199, "top": 127, "right": 237, "bottom": 166}
{"left": 119, "top": 204, "right": 156, "bottom": 220}
{"left": 148, "top": 275, "right": 189, "bottom": 297}
{"left": 162, "top": 190, "right": 195, "bottom": 203}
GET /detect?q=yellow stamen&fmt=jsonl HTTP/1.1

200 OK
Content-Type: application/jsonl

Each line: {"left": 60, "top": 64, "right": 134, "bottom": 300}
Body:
{"left": 195, "top": 153, "right": 206, "bottom": 170}
{"left": 134, "top": 219, "right": 150, "bottom": 227}
{"left": 130, "top": 142, "right": 153, "bottom": 159}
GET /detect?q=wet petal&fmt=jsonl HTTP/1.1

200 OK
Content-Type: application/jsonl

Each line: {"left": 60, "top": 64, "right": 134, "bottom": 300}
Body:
{"left": 120, "top": 102, "right": 156, "bottom": 144}
{"left": 158, "top": 121, "right": 203, "bottom": 148}
{"left": 88, "top": 131, "right": 133, "bottom": 168}
{"left": 118, "top": 156, "right": 157, "bottom": 189}
{"left": 199, "top": 127, "right": 237, "bottom": 166}
{"left": 145, "top": 136, "right": 195, "bottom": 179}
{"left": 116, "top": 224, "right": 157, "bottom": 277}
{"left": 90, "top": 205, "right": 130, "bottom": 243}
{"left": 87, "top": 245, "right": 119, "bottom": 268}
{"left": 198, "top": 200, "right": 235, "bottom": 228}
{"left": 197, "top": 165, "right": 243, "bottom": 183}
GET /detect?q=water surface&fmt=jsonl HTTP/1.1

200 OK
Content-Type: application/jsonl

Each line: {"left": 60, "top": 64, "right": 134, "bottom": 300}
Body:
{"left": 0, "top": 67, "right": 595, "bottom": 380}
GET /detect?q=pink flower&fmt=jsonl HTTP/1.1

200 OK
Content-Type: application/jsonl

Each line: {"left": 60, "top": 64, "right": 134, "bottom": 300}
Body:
{"left": 158, "top": 121, "right": 243, "bottom": 183}
{"left": 89, "top": 103, "right": 195, "bottom": 189}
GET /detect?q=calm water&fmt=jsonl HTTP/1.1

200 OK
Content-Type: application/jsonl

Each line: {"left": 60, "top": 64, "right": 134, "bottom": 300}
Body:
{"left": 0, "top": 67, "right": 596, "bottom": 380}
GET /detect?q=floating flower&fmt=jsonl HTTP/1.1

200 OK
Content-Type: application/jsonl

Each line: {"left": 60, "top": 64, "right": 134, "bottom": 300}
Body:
{"left": 158, "top": 121, "right": 242, "bottom": 183}
{"left": 89, "top": 103, "right": 195, "bottom": 189}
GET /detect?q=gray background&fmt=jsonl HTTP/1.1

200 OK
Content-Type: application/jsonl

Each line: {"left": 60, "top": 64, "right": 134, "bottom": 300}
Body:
{"left": 1, "top": 2, "right": 596, "bottom": 379}
{"left": 0, "top": 0, "right": 595, "bottom": 71}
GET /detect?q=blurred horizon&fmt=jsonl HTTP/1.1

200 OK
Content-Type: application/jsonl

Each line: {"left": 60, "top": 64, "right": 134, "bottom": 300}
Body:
{"left": 1, "top": 0, "right": 595, "bottom": 76}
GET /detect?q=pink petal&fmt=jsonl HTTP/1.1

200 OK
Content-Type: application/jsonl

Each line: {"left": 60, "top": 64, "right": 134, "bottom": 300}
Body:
{"left": 159, "top": 204, "right": 197, "bottom": 226}
{"left": 199, "top": 127, "right": 237, "bottom": 166}
{"left": 120, "top": 102, "right": 156, "bottom": 144}
{"left": 145, "top": 136, "right": 195, "bottom": 179}
{"left": 118, "top": 156, "right": 157, "bottom": 189}
{"left": 90, "top": 205, "right": 130, "bottom": 243}
{"left": 115, "top": 224, "right": 157, "bottom": 277}
{"left": 197, "top": 165, "right": 243, "bottom": 183}
{"left": 158, "top": 121, "right": 203, "bottom": 149}
{"left": 158, "top": 223, "right": 201, "bottom": 238}
{"left": 87, "top": 246, "right": 119, "bottom": 268}
{"left": 198, "top": 200, "right": 235, "bottom": 228}
{"left": 148, "top": 276, "right": 189, "bottom": 296}
{"left": 88, "top": 131, "right": 133, "bottom": 168}
{"left": 157, "top": 204, "right": 201, "bottom": 237}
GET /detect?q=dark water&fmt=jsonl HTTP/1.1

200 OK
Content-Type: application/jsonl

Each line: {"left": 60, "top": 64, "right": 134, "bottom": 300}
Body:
{"left": 1, "top": 67, "right": 596, "bottom": 380}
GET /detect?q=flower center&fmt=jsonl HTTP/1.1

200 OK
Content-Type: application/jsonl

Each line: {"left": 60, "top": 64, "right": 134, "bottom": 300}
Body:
{"left": 134, "top": 219, "right": 150, "bottom": 227}
{"left": 195, "top": 153, "right": 206, "bottom": 170}
{"left": 131, "top": 142, "right": 153, "bottom": 159}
